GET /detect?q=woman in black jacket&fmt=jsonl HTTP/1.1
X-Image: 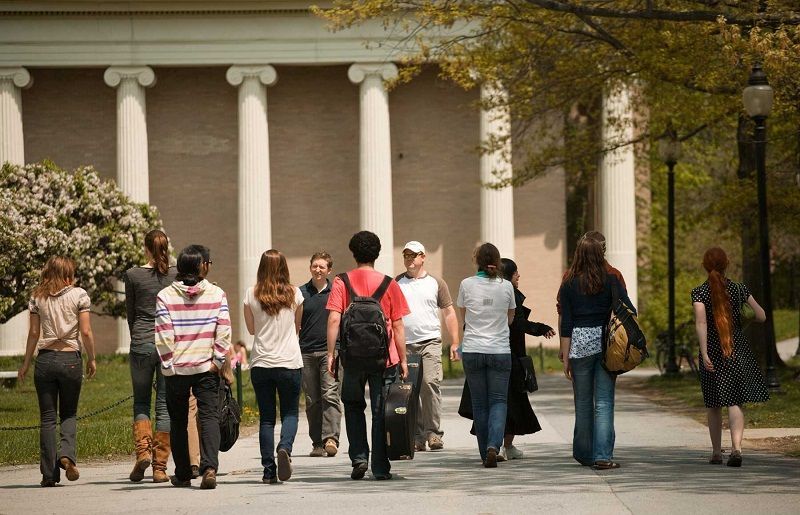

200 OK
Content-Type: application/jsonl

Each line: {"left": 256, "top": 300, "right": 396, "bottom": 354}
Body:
{"left": 498, "top": 258, "right": 554, "bottom": 460}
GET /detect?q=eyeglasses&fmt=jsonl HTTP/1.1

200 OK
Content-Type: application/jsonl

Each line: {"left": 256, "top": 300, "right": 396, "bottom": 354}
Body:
{"left": 204, "top": 261, "right": 213, "bottom": 265}
{"left": 402, "top": 252, "right": 420, "bottom": 260}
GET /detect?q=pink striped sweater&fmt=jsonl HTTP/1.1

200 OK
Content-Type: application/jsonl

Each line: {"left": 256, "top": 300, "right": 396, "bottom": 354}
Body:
{"left": 155, "top": 279, "right": 231, "bottom": 376}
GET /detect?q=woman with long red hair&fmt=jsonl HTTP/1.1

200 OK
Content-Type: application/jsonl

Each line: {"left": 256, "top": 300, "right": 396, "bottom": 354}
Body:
{"left": 692, "top": 247, "right": 769, "bottom": 467}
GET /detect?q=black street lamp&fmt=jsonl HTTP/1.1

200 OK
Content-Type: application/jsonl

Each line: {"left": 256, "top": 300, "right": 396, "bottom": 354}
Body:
{"left": 742, "top": 63, "right": 781, "bottom": 391}
{"left": 658, "top": 127, "right": 681, "bottom": 376}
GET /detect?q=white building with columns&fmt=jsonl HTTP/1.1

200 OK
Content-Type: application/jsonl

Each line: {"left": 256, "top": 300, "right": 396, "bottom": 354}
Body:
{"left": 0, "top": 1, "right": 638, "bottom": 355}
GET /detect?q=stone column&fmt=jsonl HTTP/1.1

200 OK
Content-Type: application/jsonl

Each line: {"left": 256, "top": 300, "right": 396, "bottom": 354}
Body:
{"left": 597, "top": 84, "right": 638, "bottom": 305}
{"left": 104, "top": 66, "right": 156, "bottom": 353}
{"left": 226, "top": 65, "right": 278, "bottom": 343}
{"left": 348, "top": 63, "right": 398, "bottom": 275}
{"left": 0, "top": 67, "right": 32, "bottom": 356}
{"left": 479, "top": 82, "right": 515, "bottom": 259}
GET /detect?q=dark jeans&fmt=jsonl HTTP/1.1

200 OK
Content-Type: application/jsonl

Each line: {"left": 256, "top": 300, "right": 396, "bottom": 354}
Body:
{"left": 129, "top": 348, "right": 170, "bottom": 432}
{"left": 302, "top": 351, "right": 342, "bottom": 447}
{"left": 34, "top": 350, "right": 83, "bottom": 482}
{"left": 341, "top": 365, "right": 397, "bottom": 477}
{"left": 165, "top": 372, "right": 221, "bottom": 480}
{"left": 462, "top": 352, "right": 512, "bottom": 461}
{"left": 251, "top": 366, "right": 302, "bottom": 479}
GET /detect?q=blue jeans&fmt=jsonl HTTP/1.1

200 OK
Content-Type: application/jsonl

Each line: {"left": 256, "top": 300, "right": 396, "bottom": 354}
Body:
{"left": 340, "top": 365, "right": 397, "bottom": 477}
{"left": 570, "top": 352, "right": 616, "bottom": 464}
{"left": 462, "top": 352, "right": 512, "bottom": 461}
{"left": 129, "top": 348, "right": 170, "bottom": 432}
{"left": 251, "top": 366, "right": 302, "bottom": 479}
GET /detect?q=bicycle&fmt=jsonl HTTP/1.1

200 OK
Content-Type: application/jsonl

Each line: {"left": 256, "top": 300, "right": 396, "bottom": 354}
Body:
{"left": 654, "top": 320, "right": 700, "bottom": 376}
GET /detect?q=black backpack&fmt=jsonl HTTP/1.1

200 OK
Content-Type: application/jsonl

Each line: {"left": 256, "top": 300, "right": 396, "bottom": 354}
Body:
{"left": 218, "top": 382, "right": 241, "bottom": 452}
{"left": 338, "top": 272, "right": 393, "bottom": 374}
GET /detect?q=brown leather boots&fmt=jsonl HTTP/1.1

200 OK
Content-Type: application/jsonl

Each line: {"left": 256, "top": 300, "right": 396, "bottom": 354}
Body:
{"left": 129, "top": 420, "right": 152, "bottom": 482}
{"left": 152, "top": 431, "right": 170, "bottom": 483}
{"left": 130, "top": 421, "right": 171, "bottom": 483}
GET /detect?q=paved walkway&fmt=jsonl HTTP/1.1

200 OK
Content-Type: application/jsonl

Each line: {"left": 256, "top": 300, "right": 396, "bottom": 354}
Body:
{"left": 1, "top": 373, "right": 798, "bottom": 515}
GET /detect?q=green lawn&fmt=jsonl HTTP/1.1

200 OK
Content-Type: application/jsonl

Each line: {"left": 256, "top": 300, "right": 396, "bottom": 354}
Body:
{"left": 0, "top": 354, "right": 260, "bottom": 466}
{"left": 774, "top": 308, "right": 799, "bottom": 343}
{"left": 640, "top": 365, "right": 800, "bottom": 427}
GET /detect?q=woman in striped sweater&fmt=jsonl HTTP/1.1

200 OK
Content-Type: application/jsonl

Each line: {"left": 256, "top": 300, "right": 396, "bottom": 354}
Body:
{"left": 155, "top": 245, "right": 231, "bottom": 490}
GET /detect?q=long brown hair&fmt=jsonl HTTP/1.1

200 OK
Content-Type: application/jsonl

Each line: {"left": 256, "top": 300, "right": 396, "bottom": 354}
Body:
{"left": 32, "top": 256, "right": 76, "bottom": 299}
{"left": 254, "top": 249, "right": 296, "bottom": 316}
{"left": 703, "top": 247, "right": 733, "bottom": 358}
{"left": 474, "top": 243, "right": 502, "bottom": 278}
{"left": 563, "top": 233, "right": 607, "bottom": 295}
{"left": 145, "top": 229, "right": 170, "bottom": 276}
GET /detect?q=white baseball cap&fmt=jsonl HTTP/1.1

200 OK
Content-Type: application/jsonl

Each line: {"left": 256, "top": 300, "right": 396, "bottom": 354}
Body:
{"left": 403, "top": 241, "right": 426, "bottom": 254}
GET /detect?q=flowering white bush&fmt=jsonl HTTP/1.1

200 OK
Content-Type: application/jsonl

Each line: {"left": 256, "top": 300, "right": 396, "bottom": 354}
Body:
{"left": 0, "top": 161, "right": 164, "bottom": 322}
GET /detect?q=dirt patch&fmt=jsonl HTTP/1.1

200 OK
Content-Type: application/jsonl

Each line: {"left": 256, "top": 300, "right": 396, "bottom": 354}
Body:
{"left": 743, "top": 436, "right": 800, "bottom": 458}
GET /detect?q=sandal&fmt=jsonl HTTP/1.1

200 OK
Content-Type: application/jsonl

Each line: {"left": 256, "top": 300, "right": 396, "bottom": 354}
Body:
{"left": 727, "top": 450, "right": 742, "bottom": 468}
{"left": 593, "top": 460, "right": 621, "bottom": 470}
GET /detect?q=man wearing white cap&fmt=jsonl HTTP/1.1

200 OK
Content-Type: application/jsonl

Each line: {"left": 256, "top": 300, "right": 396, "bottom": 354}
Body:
{"left": 396, "top": 241, "right": 459, "bottom": 451}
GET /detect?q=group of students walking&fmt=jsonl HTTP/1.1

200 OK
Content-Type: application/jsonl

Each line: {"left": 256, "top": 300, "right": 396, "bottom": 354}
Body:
{"left": 18, "top": 227, "right": 771, "bottom": 487}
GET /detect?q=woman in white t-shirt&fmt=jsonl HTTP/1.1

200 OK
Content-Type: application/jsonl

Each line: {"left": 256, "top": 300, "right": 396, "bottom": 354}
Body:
{"left": 243, "top": 249, "right": 304, "bottom": 485}
{"left": 455, "top": 243, "right": 515, "bottom": 468}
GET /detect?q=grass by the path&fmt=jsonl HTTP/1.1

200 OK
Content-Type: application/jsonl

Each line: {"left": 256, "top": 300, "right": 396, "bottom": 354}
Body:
{"left": 622, "top": 358, "right": 800, "bottom": 457}
{"left": 0, "top": 354, "right": 260, "bottom": 466}
{"left": 774, "top": 308, "right": 799, "bottom": 343}
{"left": 441, "top": 345, "right": 563, "bottom": 380}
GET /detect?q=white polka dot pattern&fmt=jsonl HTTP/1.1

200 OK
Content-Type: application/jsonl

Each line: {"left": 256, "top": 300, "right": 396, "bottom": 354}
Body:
{"left": 691, "top": 280, "right": 770, "bottom": 408}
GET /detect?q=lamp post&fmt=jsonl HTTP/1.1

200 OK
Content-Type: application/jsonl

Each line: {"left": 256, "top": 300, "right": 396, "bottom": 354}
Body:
{"left": 658, "top": 127, "right": 682, "bottom": 376}
{"left": 742, "top": 63, "right": 781, "bottom": 391}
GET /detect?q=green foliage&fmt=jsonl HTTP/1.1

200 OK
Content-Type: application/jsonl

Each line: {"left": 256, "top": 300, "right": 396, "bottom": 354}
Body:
{"left": 0, "top": 161, "right": 165, "bottom": 322}
{"left": 320, "top": 1, "right": 800, "bottom": 184}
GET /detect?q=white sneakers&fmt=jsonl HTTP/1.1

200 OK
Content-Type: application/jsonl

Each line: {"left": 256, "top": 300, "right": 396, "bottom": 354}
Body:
{"left": 500, "top": 445, "right": 524, "bottom": 460}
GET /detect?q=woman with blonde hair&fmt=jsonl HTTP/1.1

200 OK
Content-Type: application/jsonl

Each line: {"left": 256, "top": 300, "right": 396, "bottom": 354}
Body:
{"left": 244, "top": 249, "right": 304, "bottom": 484}
{"left": 123, "top": 229, "right": 177, "bottom": 483}
{"left": 558, "top": 234, "right": 634, "bottom": 470}
{"left": 692, "top": 247, "right": 769, "bottom": 467}
{"left": 18, "top": 256, "right": 97, "bottom": 487}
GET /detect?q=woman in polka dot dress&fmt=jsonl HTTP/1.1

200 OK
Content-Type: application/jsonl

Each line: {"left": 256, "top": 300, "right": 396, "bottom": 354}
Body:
{"left": 691, "top": 247, "right": 770, "bottom": 468}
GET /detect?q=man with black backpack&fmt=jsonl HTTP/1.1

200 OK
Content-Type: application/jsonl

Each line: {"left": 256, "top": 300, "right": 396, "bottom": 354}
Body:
{"left": 326, "top": 231, "right": 410, "bottom": 481}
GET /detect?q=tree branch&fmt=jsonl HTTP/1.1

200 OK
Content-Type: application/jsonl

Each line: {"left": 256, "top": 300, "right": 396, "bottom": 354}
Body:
{"left": 523, "top": 0, "right": 800, "bottom": 26}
